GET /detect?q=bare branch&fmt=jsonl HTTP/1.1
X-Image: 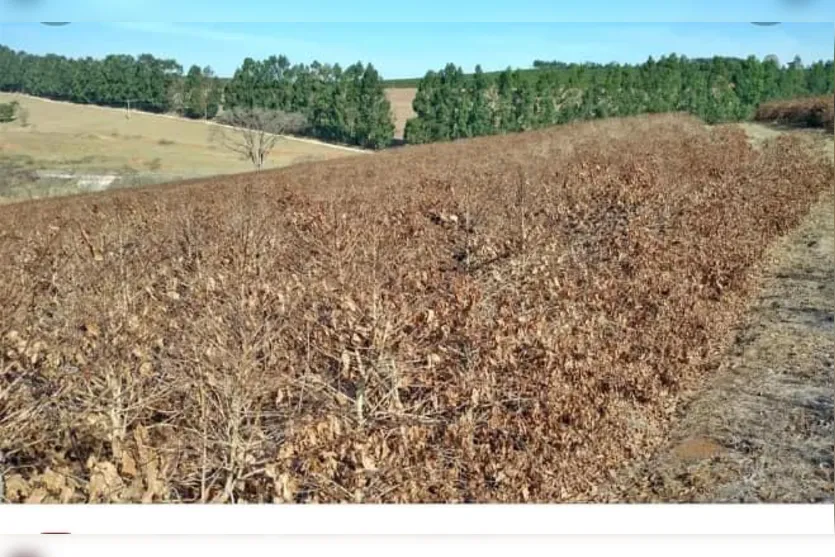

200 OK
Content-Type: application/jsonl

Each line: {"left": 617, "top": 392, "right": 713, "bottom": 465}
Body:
{"left": 210, "top": 108, "right": 308, "bottom": 171}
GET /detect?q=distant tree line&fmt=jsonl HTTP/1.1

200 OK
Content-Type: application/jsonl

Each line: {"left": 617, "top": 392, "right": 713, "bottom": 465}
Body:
{"left": 405, "top": 54, "right": 835, "bottom": 144}
{"left": 3, "top": 43, "right": 833, "bottom": 150}
{"left": 0, "top": 45, "right": 395, "bottom": 149}
{"left": 0, "top": 45, "right": 192, "bottom": 113}
{"left": 222, "top": 56, "right": 394, "bottom": 149}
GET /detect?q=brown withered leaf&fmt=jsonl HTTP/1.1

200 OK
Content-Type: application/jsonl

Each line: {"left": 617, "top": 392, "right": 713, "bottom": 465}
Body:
{"left": 0, "top": 113, "right": 830, "bottom": 504}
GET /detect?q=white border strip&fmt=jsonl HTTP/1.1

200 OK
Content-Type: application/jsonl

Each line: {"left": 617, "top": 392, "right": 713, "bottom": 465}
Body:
{"left": 5, "top": 536, "right": 835, "bottom": 557}
{"left": 1, "top": 505, "right": 832, "bottom": 535}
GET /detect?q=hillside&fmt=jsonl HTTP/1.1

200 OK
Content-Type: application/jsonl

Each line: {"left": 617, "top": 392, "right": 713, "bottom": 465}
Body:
{"left": 1, "top": 113, "right": 831, "bottom": 503}
{"left": 0, "top": 92, "right": 362, "bottom": 202}
{"left": 384, "top": 88, "right": 417, "bottom": 140}
{"left": 602, "top": 126, "right": 835, "bottom": 502}
{"left": 0, "top": 45, "right": 396, "bottom": 150}
{"left": 5, "top": 42, "right": 832, "bottom": 152}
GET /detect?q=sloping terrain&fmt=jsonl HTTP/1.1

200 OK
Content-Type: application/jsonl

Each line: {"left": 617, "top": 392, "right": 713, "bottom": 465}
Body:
{"left": 0, "top": 114, "right": 832, "bottom": 503}
{"left": 600, "top": 128, "right": 834, "bottom": 503}
{"left": 0, "top": 92, "right": 362, "bottom": 202}
{"left": 384, "top": 88, "right": 417, "bottom": 140}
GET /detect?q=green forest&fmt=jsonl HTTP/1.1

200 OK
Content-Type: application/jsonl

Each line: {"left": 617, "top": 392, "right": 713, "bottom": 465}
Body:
{"left": 222, "top": 56, "right": 394, "bottom": 149}
{"left": 403, "top": 55, "right": 835, "bottom": 143}
{"left": 0, "top": 45, "right": 394, "bottom": 149}
{"left": 0, "top": 44, "right": 832, "bottom": 150}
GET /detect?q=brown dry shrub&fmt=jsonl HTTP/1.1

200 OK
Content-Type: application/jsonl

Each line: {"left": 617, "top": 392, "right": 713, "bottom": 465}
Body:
{"left": 755, "top": 95, "right": 835, "bottom": 132}
{"left": 0, "top": 113, "right": 831, "bottom": 503}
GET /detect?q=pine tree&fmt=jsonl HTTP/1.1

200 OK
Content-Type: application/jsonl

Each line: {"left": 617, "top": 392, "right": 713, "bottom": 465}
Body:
{"left": 761, "top": 55, "right": 782, "bottom": 100}
{"left": 407, "top": 70, "right": 441, "bottom": 143}
{"left": 512, "top": 76, "right": 536, "bottom": 131}
{"left": 468, "top": 65, "right": 495, "bottom": 136}
{"left": 404, "top": 117, "right": 432, "bottom": 144}
{"left": 355, "top": 63, "right": 395, "bottom": 149}
{"left": 733, "top": 55, "right": 764, "bottom": 119}
{"left": 495, "top": 68, "right": 516, "bottom": 132}
{"left": 806, "top": 60, "right": 832, "bottom": 94}
{"left": 202, "top": 66, "right": 221, "bottom": 119}
{"left": 183, "top": 65, "right": 205, "bottom": 118}
{"left": 224, "top": 58, "right": 259, "bottom": 109}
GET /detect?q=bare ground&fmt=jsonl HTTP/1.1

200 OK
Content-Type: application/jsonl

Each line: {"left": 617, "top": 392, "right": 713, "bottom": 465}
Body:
{"left": 385, "top": 88, "right": 417, "bottom": 140}
{"left": 601, "top": 126, "right": 834, "bottom": 503}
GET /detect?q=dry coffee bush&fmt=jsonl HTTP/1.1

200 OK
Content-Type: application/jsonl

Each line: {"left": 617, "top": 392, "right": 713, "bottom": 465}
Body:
{"left": 755, "top": 95, "right": 835, "bottom": 132}
{"left": 0, "top": 113, "right": 831, "bottom": 503}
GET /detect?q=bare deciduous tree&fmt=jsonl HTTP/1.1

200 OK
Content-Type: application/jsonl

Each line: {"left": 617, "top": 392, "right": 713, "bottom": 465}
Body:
{"left": 210, "top": 108, "right": 308, "bottom": 171}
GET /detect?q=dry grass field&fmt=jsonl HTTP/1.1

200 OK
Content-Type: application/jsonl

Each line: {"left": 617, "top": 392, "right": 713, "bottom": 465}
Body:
{"left": 0, "top": 113, "right": 832, "bottom": 503}
{"left": 0, "top": 92, "right": 363, "bottom": 202}
{"left": 385, "top": 88, "right": 417, "bottom": 140}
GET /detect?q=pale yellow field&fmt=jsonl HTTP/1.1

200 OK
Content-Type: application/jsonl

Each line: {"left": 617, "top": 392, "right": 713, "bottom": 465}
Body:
{"left": 385, "top": 88, "right": 416, "bottom": 140}
{"left": 0, "top": 92, "right": 362, "bottom": 177}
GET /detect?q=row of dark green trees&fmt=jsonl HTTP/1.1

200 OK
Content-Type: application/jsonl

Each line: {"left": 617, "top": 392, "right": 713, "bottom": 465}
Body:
{"left": 0, "top": 46, "right": 200, "bottom": 114}
{"left": 222, "top": 56, "right": 394, "bottom": 149}
{"left": 0, "top": 45, "right": 395, "bottom": 149}
{"left": 405, "top": 55, "right": 834, "bottom": 143}
{"left": 1, "top": 44, "right": 833, "bottom": 149}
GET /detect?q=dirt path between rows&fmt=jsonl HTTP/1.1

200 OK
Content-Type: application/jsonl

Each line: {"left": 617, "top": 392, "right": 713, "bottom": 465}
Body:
{"left": 601, "top": 126, "right": 834, "bottom": 503}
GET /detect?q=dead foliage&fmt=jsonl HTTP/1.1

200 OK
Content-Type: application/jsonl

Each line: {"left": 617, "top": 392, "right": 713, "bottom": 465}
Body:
{"left": 755, "top": 95, "right": 834, "bottom": 132}
{"left": 0, "top": 113, "right": 831, "bottom": 503}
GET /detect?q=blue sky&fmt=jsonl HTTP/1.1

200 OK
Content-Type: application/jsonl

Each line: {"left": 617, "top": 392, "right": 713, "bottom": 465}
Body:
{"left": 1, "top": 21, "right": 832, "bottom": 79}
{"left": 2, "top": 0, "right": 834, "bottom": 22}
{"left": 1, "top": 0, "right": 833, "bottom": 78}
